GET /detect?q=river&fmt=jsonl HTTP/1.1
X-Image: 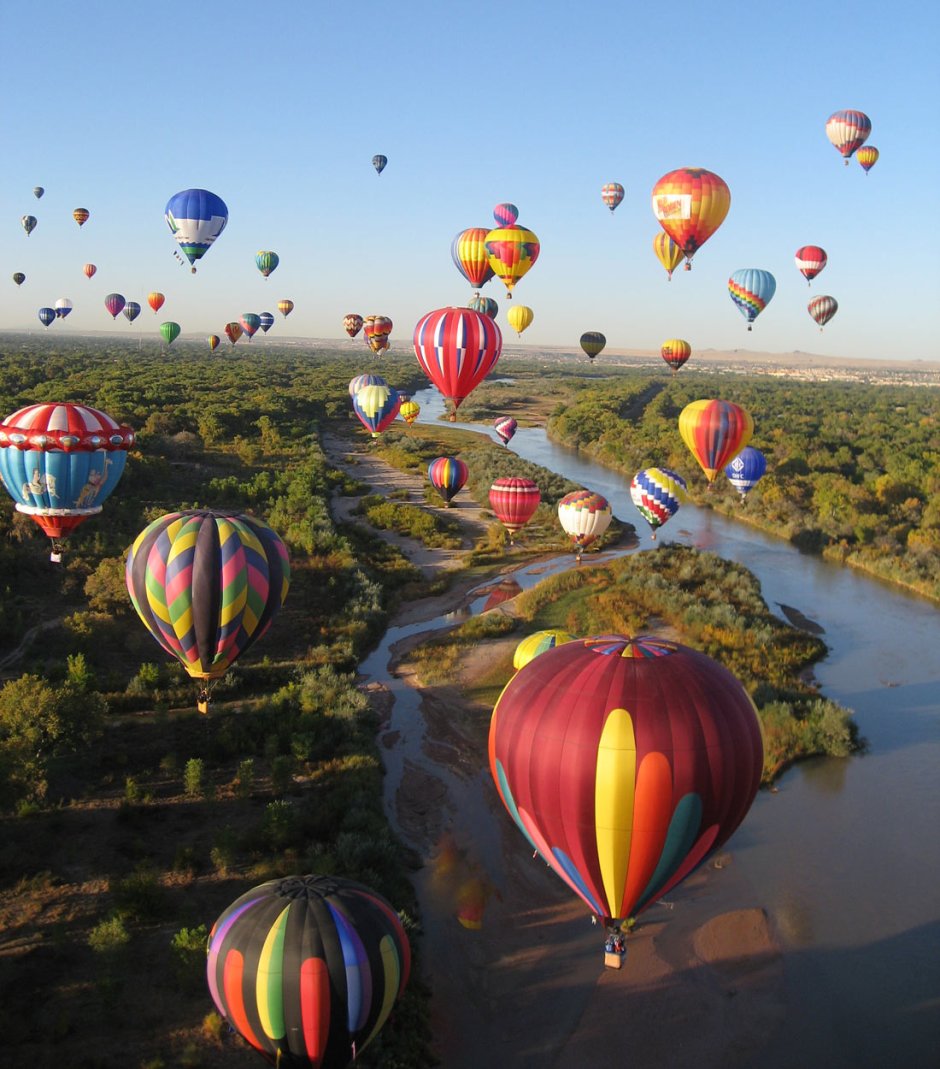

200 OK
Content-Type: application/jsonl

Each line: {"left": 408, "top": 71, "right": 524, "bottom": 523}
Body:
{"left": 366, "top": 387, "right": 940, "bottom": 1067}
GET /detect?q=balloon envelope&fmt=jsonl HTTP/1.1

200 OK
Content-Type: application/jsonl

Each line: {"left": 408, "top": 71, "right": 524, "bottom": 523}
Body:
{"left": 630, "top": 468, "right": 687, "bottom": 537}
{"left": 825, "top": 110, "right": 871, "bottom": 163}
{"left": 372, "top": 154, "right": 387, "bottom": 174}
{"left": 73, "top": 208, "right": 90, "bottom": 227}
{"left": 208, "top": 334, "right": 221, "bottom": 351}
{"left": 601, "top": 183, "right": 625, "bottom": 212}
{"left": 512, "top": 629, "right": 575, "bottom": 671}
{"left": 506, "top": 305, "right": 533, "bottom": 335}
{"left": 794, "top": 246, "right": 827, "bottom": 284}
{"left": 33, "top": 187, "right": 44, "bottom": 199}
{"left": 278, "top": 299, "right": 294, "bottom": 317}
{"left": 428, "top": 456, "right": 469, "bottom": 504}
{"left": 653, "top": 232, "right": 685, "bottom": 279}
{"left": 557, "top": 490, "right": 612, "bottom": 552}
{"left": 104, "top": 293, "right": 126, "bottom": 319}
{"left": 164, "top": 188, "right": 228, "bottom": 271}
{"left": 12, "top": 273, "right": 25, "bottom": 286}
{"left": 352, "top": 384, "right": 401, "bottom": 437}
{"left": 679, "top": 399, "right": 753, "bottom": 483}
{"left": 224, "top": 322, "right": 243, "bottom": 345}
{"left": 725, "top": 445, "right": 767, "bottom": 497}
{"left": 363, "top": 315, "right": 393, "bottom": 356}
{"left": 580, "top": 331, "right": 606, "bottom": 360}
{"left": 452, "top": 227, "right": 496, "bottom": 289}
{"left": 484, "top": 226, "right": 540, "bottom": 296}
{"left": 493, "top": 202, "right": 518, "bottom": 227}
{"left": 255, "top": 250, "right": 279, "bottom": 277}
{"left": 489, "top": 635, "right": 764, "bottom": 924}
{"left": 468, "top": 294, "right": 499, "bottom": 319}
{"left": 493, "top": 416, "right": 517, "bottom": 446}
{"left": 123, "top": 301, "right": 141, "bottom": 323}
{"left": 206, "top": 874, "right": 410, "bottom": 1069}
{"left": 83, "top": 263, "right": 97, "bottom": 279}
{"left": 413, "top": 306, "right": 502, "bottom": 412}
{"left": 348, "top": 373, "right": 387, "bottom": 398}
{"left": 808, "top": 295, "right": 838, "bottom": 329}
{"left": 21, "top": 216, "right": 37, "bottom": 236}
{"left": 651, "top": 168, "right": 730, "bottom": 267}
{"left": 240, "top": 313, "right": 261, "bottom": 339}
{"left": 344, "top": 313, "right": 364, "bottom": 338}
{"left": 54, "top": 298, "right": 73, "bottom": 320}
{"left": 160, "top": 321, "right": 181, "bottom": 345}
{"left": 126, "top": 509, "right": 290, "bottom": 680}
{"left": 259, "top": 311, "right": 275, "bottom": 333}
{"left": 661, "top": 338, "right": 691, "bottom": 373}
{"left": 37, "top": 307, "right": 56, "bottom": 328}
{"left": 728, "top": 269, "right": 776, "bottom": 330}
{"left": 489, "top": 477, "right": 540, "bottom": 538}
{"left": 147, "top": 291, "right": 166, "bottom": 313}
{"left": 856, "top": 145, "right": 879, "bottom": 172}
{"left": 0, "top": 402, "right": 135, "bottom": 544}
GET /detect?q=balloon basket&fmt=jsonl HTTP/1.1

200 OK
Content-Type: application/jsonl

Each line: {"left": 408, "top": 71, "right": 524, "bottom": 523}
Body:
{"left": 604, "top": 950, "right": 625, "bottom": 970}
{"left": 50, "top": 551, "right": 62, "bottom": 564}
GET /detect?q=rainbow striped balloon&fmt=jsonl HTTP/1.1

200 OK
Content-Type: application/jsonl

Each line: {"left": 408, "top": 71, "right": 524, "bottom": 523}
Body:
{"left": 630, "top": 468, "right": 688, "bottom": 539}
{"left": 428, "top": 456, "right": 468, "bottom": 504}
{"left": 679, "top": 399, "right": 753, "bottom": 483}
{"left": 125, "top": 510, "right": 290, "bottom": 680}
{"left": 207, "top": 874, "right": 410, "bottom": 1069}
{"left": 728, "top": 268, "right": 776, "bottom": 330}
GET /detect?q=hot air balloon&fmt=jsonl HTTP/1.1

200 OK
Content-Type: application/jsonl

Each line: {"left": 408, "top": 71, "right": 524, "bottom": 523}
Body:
{"left": 352, "top": 383, "right": 401, "bottom": 438}
{"left": 225, "top": 321, "right": 243, "bottom": 346}
{"left": 629, "top": 468, "right": 688, "bottom": 539}
{"left": 148, "top": 291, "right": 166, "bottom": 314}
{"left": 33, "top": 187, "right": 44, "bottom": 199}
{"left": 580, "top": 331, "right": 606, "bottom": 361}
{"left": 468, "top": 294, "right": 499, "bottom": 319}
{"left": 484, "top": 225, "right": 540, "bottom": 298}
{"left": 651, "top": 168, "right": 730, "bottom": 269}
{"left": 164, "top": 188, "right": 228, "bottom": 273}
{"left": 413, "top": 306, "right": 502, "bottom": 418}
{"left": 652, "top": 232, "right": 685, "bottom": 280}
{"left": 661, "top": 339, "right": 691, "bottom": 374}
{"left": 206, "top": 874, "right": 410, "bottom": 1069}
{"left": 557, "top": 490, "right": 612, "bottom": 559}
{"left": 255, "top": 250, "right": 279, "bottom": 278}
{"left": 259, "top": 311, "right": 275, "bottom": 333}
{"left": 512, "top": 629, "right": 574, "bottom": 671}
{"left": 808, "top": 295, "right": 838, "bottom": 330}
{"left": 493, "top": 203, "right": 518, "bottom": 227}
{"left": 21, "top": 216, "right": 37, "bottom": 236}
{"left": 489, "top": 477, "right": 540, "bottom": 543}
{"left": 240, "top": 313, "right": 261, "bottom": 341}
{"left": 278, "top": 299, "right": 294, "bottom": 317}
{"left": 83, "top": 263, "right": 97, "bottom": 279}
{"left": 679, "top": 399, "right": 753, "bottom": 484}
{"left": 123, "top": 302, "right": 141, "bottom": 323}
{"left": 126, "top": 509, "right": 289, "bottom": 707}
{"left": 104, "top": 293, "right": 126, "bottom": 319}
{"left": 728, "top": 269, "right": 776, "bottom": 331}
{"left": 794, "top": 246, "right": 827, "bottom": 285}
{"left": 825, "top": 110, "right": 872, "bottom": 165}
{"left": 601, "top": 183, "right": 624, "bottom": 212}
{"left": 428, "top": 456, "right": 469, "bottom": 506}
{"left": 208, "top": 334, "right": 221, "bottom": 351}
{"left": 73, "top": 208, "right": 90, "bottom": 227}
{"left": 452, "top": 228, "right": 496, "bottom": 290}
{"left": 37, "top": 308, "right": 56, "bottom": 328}
{"left": 725, "top": 445, "right": 767, "bottom": 498}
{"left": 0, "top": 403, "right": 135, "bottom": 561}
{"left": 160, "top": 321, "right": 181, "bottom": 346}
{"left": 363, "top": 315, "right": 393, "bottom": 356}
{"left": 489, "top": 635, "right": 763, "bottom": 929}
{"left": 856, "top": 146, "right": 879, "bottom": 173}
{"left": 399, "top": 399, "right": 420, "bottom": 426}
{"left": 506, "top": 305, "right": 534, "bottom": 336}
{"left": 54, "top": 298, "right": 73, "bottom": 320}
{"left": 372, "top": 154, "right": 387, "bottom": 174}
{"left": 344, "top": 314, "right": 364, "bottom": 338}
{"left": 493, "top": 416, "right": 517, "bottom": 446}
{"left": 348, "top": 373, "right": 387, "bottom": 398}
{"left": 12, "top": 273, "right": 25, "bottom": 286}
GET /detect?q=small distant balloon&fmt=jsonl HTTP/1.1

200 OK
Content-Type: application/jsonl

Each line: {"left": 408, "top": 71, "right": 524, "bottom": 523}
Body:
{"left": 255, "top": 250, "right": 279, "bottom": 278}
{"left": 601, "top": 183, "right": 624, "bottom": 212}
{"left": 259, "top": 311, "right": 275, "bottom": 333}
{"left": 33, "top": 187, "right": 44, "bottom": 199}
{"left": 277, "top": 299, "right": 293, "bottom": 317}
{"left": 147, "top": 291, "right": 165, "bottom": 314}
{"left": 728, "top": 269, "right": 776, "bottom": 331}
{"left": 808, "top": 295, "right": 838, "bottom": 330}
{"left": 344, "top": 313, "right": 364, "bottom": 338}
{"left": 83, "top": 263, "right": 97, "bottom": 279}
{"left": 104, "top": 293, "right": 126, "bottom": 319}
{"left": 794, "top": 246, "right": 827, "bottom": 285}
{"left": 73, "top": 208, "right": 90, "bottom": 227}
{"left": 653, "top": 232, "right": 685, "bottom": 280}
{"left": 399, "top": 399, "right": 421, "bottom": 426}
{"left": 123, "top": 301, "right": 141, "bottom": 323}
{"left": 493, "top": 202, "right": 518, "bottom": 227}
{"left": 661, "top": 338, "right": 691, "bottom": 374}
{"left": 54, "top": 298, "right": 73, "bottom": 320}
{"left": 160, "top": 321, "right": 181, "bottom": 346}
{"left": 240, "top": 313, "right": 261, "bottom": 340}
{"left": 12, "top": 273, "right": 25, "bottom": 286}
{"left": 512, "top": 630, "right": 574, "bottom": 671}
{"left": 506, "top": 305, "right": 534, "bottom": 336}
{"left": 38, "top": 307, "right": 56, "bottom": 328}
{"left": 856, "top": 146, "right": 879, "bottom": 173}
{"left": 825, "top": 110, "right": 871, "bottom": 165}
{"left": 493, "top": 416, "right": 517, "bottom": 446}
{"left": 208, "top": 334, "right": 221, "bottom": 351}
{"left": 372, "top": 154, "right": 387, "bottom": 174}
{"left": 225, "top": 321, "right": 242, "bottom": 346}
{"left": 580, "top": 331, "right": 606, "bottom": 361}
{"left": 21, "top": 216, "right": 37, "bottom": 237}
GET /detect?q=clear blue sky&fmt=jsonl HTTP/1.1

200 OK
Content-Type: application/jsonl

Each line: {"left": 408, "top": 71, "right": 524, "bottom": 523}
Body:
{"left": 3, "top": 0, "right": 938, "bottom": 361}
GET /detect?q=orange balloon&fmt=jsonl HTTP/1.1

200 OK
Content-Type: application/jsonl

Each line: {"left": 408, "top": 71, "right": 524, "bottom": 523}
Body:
{"left": 148, "top": 291, "right": 166, "bottom": 314}
{"left": 652, "top": 168, "right": 730, "bottom": 269}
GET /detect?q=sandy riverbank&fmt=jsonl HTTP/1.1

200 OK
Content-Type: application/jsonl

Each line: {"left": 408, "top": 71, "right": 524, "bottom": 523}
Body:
{"left": 325, "top": 429, "right": 788, "bottom": 1068}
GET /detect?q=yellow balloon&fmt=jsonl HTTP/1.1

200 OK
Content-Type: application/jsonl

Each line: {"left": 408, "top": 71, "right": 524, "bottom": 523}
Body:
{"left": 513, "top": 630, "right": 575, "bottom": 671}
{"left": 506, "top": 304, "right": 534, "bottom": 336}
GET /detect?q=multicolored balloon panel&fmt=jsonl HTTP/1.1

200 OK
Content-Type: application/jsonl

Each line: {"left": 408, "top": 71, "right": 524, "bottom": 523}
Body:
{"left": 148, "top": 291, "right": 165, "bottom": 313}
{"left": 679, "top": 399, "right": 753, "bottom": 483}
{"left": 206, "top": 874, "right": 410, "bottom": 1069}
{"left": 399, "top": 399, "right": 420, "bottom": 426}
{"left": 104, "top": 293, "right": 126, "bottom": 319}
{"left": 629, "top": 468, "right": 687, "bottom": 538}
{"left": 413, "top": 306, "right": 502, "bottom": 412}
{"left": 428, "top": 456, "right": 469, "bottom": 504}
{"left": 125, "top": 509, "right": 290, "bottom": 681}
{"left": 489, "top": 635, "right": 764, "bottom": 924}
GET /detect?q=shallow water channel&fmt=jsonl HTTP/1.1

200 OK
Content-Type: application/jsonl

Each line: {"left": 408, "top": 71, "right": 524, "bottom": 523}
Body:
{"left": 360, "top": 388, "right": 940, "bottom": 1067}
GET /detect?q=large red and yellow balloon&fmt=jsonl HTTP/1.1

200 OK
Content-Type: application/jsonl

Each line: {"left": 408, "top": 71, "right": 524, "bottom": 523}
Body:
{"left": 489, "top": 635, "right": 763, "bottom": 925}
{"left": 678, "top": 399, "right": 753, "bottom": 483}
{"left": 651, "top": 168, "right": 730, "bottom": 269}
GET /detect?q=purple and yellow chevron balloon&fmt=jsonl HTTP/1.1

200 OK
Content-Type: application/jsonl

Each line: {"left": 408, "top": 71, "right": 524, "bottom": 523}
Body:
{"left": 125, "top": 509, "right": 290, "bottom": 681}
{"left": 630, "top": 468, "right": 688, "bottom": 539}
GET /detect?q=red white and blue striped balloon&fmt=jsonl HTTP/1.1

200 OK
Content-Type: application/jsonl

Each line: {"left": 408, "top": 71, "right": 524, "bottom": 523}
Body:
{"left": 413, "top": 306, "right": 502, "bottom": 413}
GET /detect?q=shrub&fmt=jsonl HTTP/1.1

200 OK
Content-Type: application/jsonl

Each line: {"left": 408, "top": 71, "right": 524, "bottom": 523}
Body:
{"left": 88, "top": 915, "right": 130, "bottom": 955}
{"left": 183, "top": 758, "right": 204, "bottom": 798}
{"left": 170, "top": 924, "right": 209, "bottom": 989}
